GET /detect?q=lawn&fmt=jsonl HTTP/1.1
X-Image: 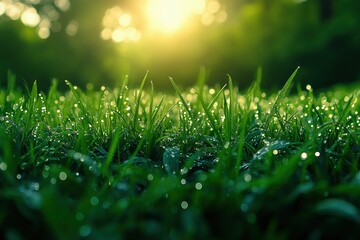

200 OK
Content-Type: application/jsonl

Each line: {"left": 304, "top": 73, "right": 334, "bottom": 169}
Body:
{"left": 0, "top": 69, "right": 359, "bottom": 239}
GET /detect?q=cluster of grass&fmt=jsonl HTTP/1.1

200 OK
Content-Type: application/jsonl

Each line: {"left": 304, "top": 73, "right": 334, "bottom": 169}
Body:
{"left": 0, "top": 69, "right": 359, "bottom": 239}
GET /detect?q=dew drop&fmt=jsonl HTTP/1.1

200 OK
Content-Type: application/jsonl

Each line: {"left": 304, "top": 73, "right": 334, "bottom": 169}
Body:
{"left": 244, "top": 173, "right": 252, "bottom": 182}
{"left": 301, "top": 152, "right": 308, "bottom": 160}
{"left": 90, "top": 196, "right": 99, "bottom": 206}
{"left": 195, "top": 182, "right": 202, "bottom": 190}
{"left": 241, "top": 203, "right": 248, "bottom": 212}
{"left": 181, "top": 201, "right": 188, "bottom": 210}
{"left": 59, "top": 171, "right": 67, "bottom": 181}
{"left": 32, "top": 182, "right": 40, "bottom": 191}
{"left": 79, "top": 225, "right": 91, "bottom": 237}
{"left": 180, "top": 167, "right": 188, "bottom": 175}
{"left": 76, "top": 212, "right": 84, "bottom": 221}
{"left": 0, "top": 162, "right": 7, "bottom": 171}
{"left": 147, "top": 174, "right": 154, "bottom": 181}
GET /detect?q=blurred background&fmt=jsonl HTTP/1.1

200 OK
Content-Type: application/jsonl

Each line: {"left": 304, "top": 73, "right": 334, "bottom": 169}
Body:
{"left": 0, "top": 0, "right": 359, "bottom": 91}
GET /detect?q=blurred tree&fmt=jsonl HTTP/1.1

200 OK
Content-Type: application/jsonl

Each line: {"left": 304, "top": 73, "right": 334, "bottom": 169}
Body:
{"left": 0, "top": 0, "right": 359, "bottom": 91}
{"left": 319, "top": 0, "right": 332, "bottom": 21}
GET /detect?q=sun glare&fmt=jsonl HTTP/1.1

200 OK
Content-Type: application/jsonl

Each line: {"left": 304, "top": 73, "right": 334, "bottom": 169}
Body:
{"left": 100, "top": 1, "right": 226, "bottom": 42}
{"left": 146, "top": 0, "right": 206, "bottom": 33}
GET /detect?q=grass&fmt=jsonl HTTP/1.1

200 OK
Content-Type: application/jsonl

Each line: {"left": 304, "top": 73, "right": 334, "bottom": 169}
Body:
{"left": 0, "top": 69, "right": 359, "bottom": 239}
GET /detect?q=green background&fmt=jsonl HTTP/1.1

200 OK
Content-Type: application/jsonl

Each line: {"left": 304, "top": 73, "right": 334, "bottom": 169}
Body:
{"left": 0, "top": 0, "right": 359, "bottom": 91}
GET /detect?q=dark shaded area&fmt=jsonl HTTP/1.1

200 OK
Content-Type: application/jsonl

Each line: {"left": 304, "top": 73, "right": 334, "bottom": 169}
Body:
{"left": 0, "top": 0, "right": 359, "bottom": 91}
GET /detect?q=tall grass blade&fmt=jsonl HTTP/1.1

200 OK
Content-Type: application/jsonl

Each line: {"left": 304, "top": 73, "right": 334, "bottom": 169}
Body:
{"left": 198, "top": 94, "right": 223, "bottom": 144}
{"left": 23, "top": 81, "right": 37, "bottom": 142}
{"left": 265, "top": 67, "right": 300, "bottom": 131}
{"left": 169, "top": 77, "right": 193, "bottom": 119}
{"left": 196, "top": 67, "right": 207, "bottom": 97}
{"left": 102, "top": 127, "right": 122, "bottom": 177}
{"left": 133, "top": 71, "right": 148, "bottom": 129}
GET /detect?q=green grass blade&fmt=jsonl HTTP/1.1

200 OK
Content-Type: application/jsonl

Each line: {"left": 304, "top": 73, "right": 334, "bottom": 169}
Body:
{"left": 265, "top": 66, "right": 300, "bottom": 130}
{"left": 207, "top": 84, "right": 227, "bottom": 110}
{"left": 198, "top": 93, "right": 223, "bottom": 144}
{"left": 102, "top": 127, "right": 122, "bottom": 177}
{"left": 169, "top": 77, "right": 193, "bottom": 119}
{"left": 133, "top": 71, "right": 148, "bottom": 129}
{"left": 23, "top": 80, "right": 37, "bottom": 142}
{"left": 196, "top": 66, "right": 207, "bottom": 97}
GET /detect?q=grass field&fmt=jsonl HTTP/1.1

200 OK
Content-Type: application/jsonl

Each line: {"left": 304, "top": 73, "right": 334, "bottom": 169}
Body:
{"left": 0, "top": 69, "right": 359, "bottom": 239}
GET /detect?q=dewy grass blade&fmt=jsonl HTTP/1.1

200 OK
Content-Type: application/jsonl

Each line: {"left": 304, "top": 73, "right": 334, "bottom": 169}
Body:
{"left": 198, "top": 93, "right": 223, "bottom": 144}
{"left": 133, "top": 71, "right": 148, "bottom": 130}
{"left": 246, "top": 67, "right": 262, "bottom": 108}
{"left": 102, "top": 127, "right": 122, "bottom": 177}
{"left": 47, "top": 79, "right": 58, "bottom": 106}
{"left": 23, "top": 81, "right": 37, "bottom": 143}
{"left": 2, "top": 68, "right": 360, "bottom": 239}
{"left": 237, "top": 68, "right": 263, "bottom": 169}
{"left": 227, "top": 74, "right": 235, "bottom": 124}
{"left": 65, "top": 80, "right": 94, "bottom": 127}
{"left": 336, "top": 93, "right": 356, "bottom": 125}
{"left": 169, "top": 77, "right": 193, "bottom": 120}
{"left": 207, "top": 84, "right": 227, "bottom": 110}
{"left": 196, "top": 67, "right": 207, "bottom": 97}
{"left": 223, "top": 90, "right": 230, "bottom": 141}
{"left": 224, "top": 75, "right": 235, "bottom": 142}
{"left": 265, "top": 67, "right": 300, "bottom": 131}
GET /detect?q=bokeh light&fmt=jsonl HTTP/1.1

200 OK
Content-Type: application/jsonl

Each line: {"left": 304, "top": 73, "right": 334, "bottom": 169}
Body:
{"left": 65, "top": 20, "right": 78, "bottom": 36}
{"left": 1, "top": 0, "right": 226, "bottom": 42}
{"left": 21, "top": 7, "right": 40, "bottom": 27}
{"left": 100, "top": 0, "right": 226, "bottom": 43}
{"left": 101, "top": 6, "right": 141, "bottom": 42}
{"left": 0, "top": 0, "right": 71, "bottom": 39}
{"left": 146, "top": 0, "right": 205, "bottom": 33}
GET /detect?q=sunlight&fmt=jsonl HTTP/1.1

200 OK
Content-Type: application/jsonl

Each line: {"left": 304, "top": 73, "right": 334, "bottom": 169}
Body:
{"left": 101, "top": 6, "right": 141, "bottom": 42}
{"left": 99, "top": 1, "right": 227, "bottom": 42}
{"left": 146, "top": 0, "right": 206, "bottom": 33}
{"left": 21, "top": 7, "right": 40, "bottom": 27}
{"left": 0, "top": 2, "right": 5, "bottom": 16}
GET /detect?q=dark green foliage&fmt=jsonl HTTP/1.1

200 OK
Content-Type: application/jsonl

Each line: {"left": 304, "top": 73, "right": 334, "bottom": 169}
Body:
{"left": 0, "top": 72, "right": 359, "bottom": 239}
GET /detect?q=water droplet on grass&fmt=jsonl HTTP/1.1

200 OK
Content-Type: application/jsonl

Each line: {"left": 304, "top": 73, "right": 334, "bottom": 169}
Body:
{"left": 79, "top": 225, "right": 91, "bottom": 237}
{"left": 241, "top": 203, "right": 248, "bottom": 212}
{"left": 147, "top": 174, "right": 154, "bottom": 181}
{"left": 0, "top": 162, "right": 7, "bottom": 171}
{"left": 76, "top": 212, "right": 84, "bottom": 221}
{"left": 163, "top": 147, "right": 180, "bottom": 175}
{"left": 244, "top": 173, "right": 252, "bottom": 182}
{"left": 181, "top": 201, "right": 188, "bottom": 210}
{"left": 90, "top": 196, "right": 99, "bottom": 206}
{"left": 180, "top": 167, "right": 188, "bottom": 175}
{"left": 301, "top": 152, "right": 308, "bottom": 160}
{"left": 59, "top": 172, "right": 67, "bottom": 181}
{"left": 31, "top": 182, "right": 40, "bottom": 191}
{"left": 50, "top": 178, "right": 56, "bottom": 184}
{"left": 195, "top": 182, "right": 202, "bottom": 190}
